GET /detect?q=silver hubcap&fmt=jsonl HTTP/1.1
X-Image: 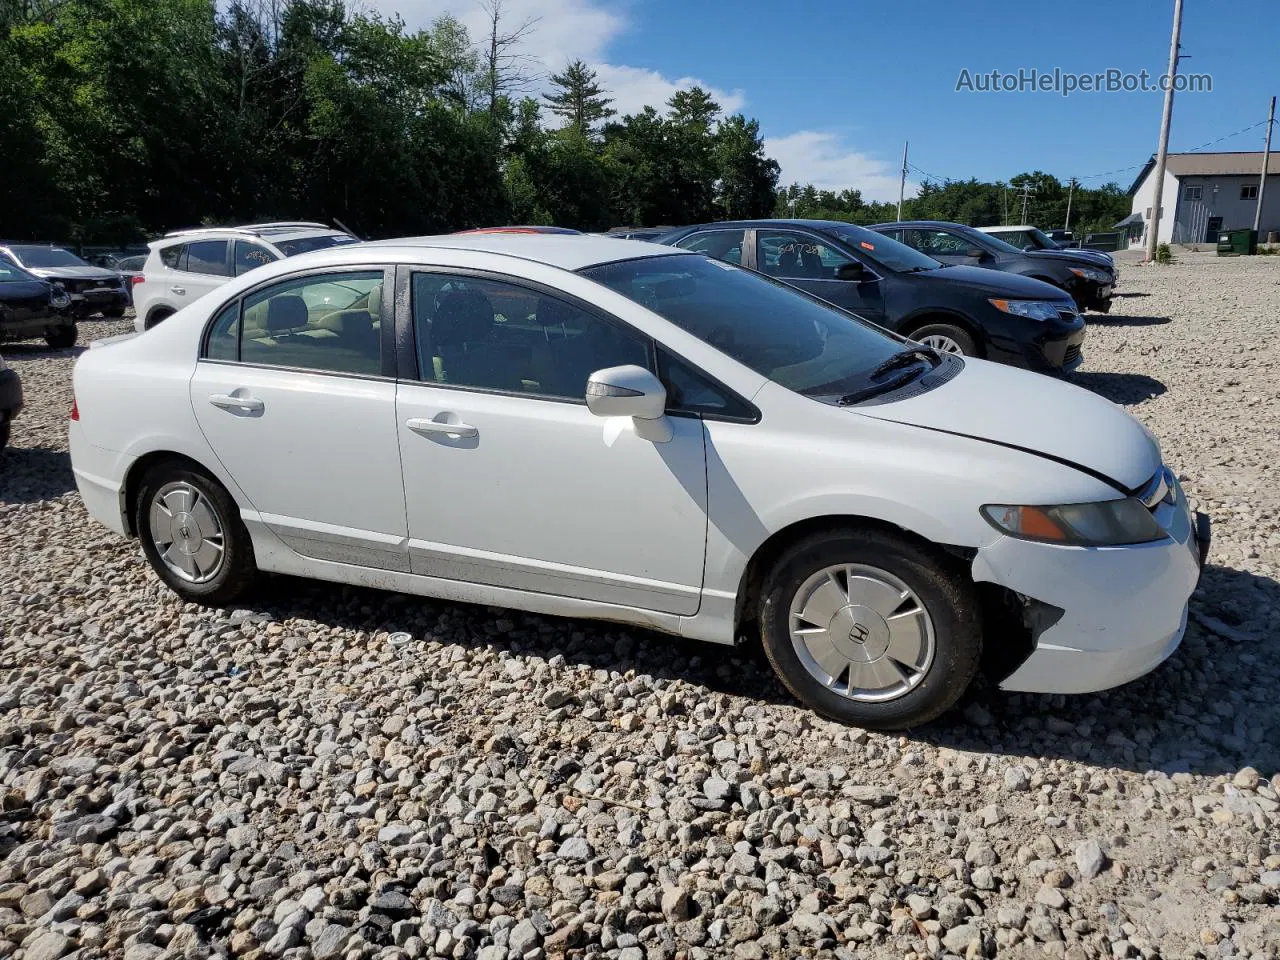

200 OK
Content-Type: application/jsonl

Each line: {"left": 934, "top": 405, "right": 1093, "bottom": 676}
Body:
{"left": 789, "top": 564, "right": 935, "bottom": 702}
{"left": 148, "top": 482, "right": 225, "bottom": 583}
{"left": 918, "top": 333, "right": 964, "bottom": 355}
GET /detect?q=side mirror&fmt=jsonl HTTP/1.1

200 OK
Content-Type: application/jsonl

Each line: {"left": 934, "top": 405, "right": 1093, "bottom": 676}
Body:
{"left": 1023, "top": 244, "right": 1037, "bottom": 253}
{"left": 834, "top": 261, "right": 868, "bottom": 281}
{"left": 964, "top": 246, "right": 986, "bottom": 259}
{"left": 586, "top": 365, "right": 672, "bottom": 442}
{"left": 586, "top": 364, "right": 667, "bottom": 419}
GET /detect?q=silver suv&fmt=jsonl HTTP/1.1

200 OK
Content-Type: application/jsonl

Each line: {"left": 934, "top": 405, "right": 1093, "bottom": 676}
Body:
{"left": 132, "top": 222, "right": 359, "bottom": 331}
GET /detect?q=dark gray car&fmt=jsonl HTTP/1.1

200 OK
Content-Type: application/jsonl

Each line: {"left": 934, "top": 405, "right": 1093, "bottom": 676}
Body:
{"left": 0, "top": 244, "right": 130, "bottom": 318}
{"left": 870, "top": 220, "right": 1116, "bottom": 313}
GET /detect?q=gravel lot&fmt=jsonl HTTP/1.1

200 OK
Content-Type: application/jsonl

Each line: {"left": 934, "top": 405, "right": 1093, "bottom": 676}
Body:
{"left": 2, "top": 253, "right": 1279, "bottom": 960}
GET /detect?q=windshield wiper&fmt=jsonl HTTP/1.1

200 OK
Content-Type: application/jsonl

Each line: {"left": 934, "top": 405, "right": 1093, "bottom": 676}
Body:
{"left": 835, "top": 347, "right": 940, "bottom": 406}
{"left": 868, "top": 346, "right": 940, "bottom": 379}
{"left": 837, "top": 369, "right": 926, "bottom": 406}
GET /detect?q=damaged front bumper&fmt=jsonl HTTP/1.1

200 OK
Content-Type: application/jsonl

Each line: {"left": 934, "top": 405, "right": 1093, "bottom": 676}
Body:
{"left": 974, "top": 482, "right": 1208, "bottom": 695}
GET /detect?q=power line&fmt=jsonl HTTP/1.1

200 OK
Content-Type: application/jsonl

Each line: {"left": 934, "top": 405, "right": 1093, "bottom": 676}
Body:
{"left": 1076, "top": 119, "right": 1272, "bottom": 182}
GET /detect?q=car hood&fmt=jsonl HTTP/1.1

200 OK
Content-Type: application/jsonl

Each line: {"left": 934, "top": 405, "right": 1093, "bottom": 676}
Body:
{"left": 26, "top": 265, "right": 119, "bottom": 281}
{"left": 1024, "top": 249, "right": 1114, "bottom": 272}
{"left": 0, "top": 280, "right": 52, "bottom": 302}
{"left": 924, "top": 265, "right": 1070, "bottom": 300}
{"left": 856, "top": 359, "right": 1160, "bottom": 491}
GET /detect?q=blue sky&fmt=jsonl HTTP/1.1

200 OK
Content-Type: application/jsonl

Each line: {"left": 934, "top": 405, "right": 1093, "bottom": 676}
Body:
{"left": 388, "top": 0, "right": 1279, "bottom": 200}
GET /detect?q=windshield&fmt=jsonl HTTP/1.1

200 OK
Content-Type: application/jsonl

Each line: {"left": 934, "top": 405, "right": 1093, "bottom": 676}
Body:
{"left": 0, "top": 260, "right": 37, "bottom": 283}
{"left": 1026, "top": 228, "right": 1059, "bottom": 249}
{"left": 10, "top": 246, "right": 89, "bottom": 268}
{"left": 581, "top": 254, "right": 904, "bottom": 397}
{"left": 957, "top": 226, "right": 1021, "bottom": 256}
{"left": 275, "top": 234, "right": 360, "bottom": 257}
{"left": 829, "top": 224, "right": 942, "bottom": 273}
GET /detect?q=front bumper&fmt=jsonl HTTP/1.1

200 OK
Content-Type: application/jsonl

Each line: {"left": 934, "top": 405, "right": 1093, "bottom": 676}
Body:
{"left": 974, "top": 482, "right": 1208, "bottom": 695}
{"left": 1066, "top": 277, "right": 1114, "bottom": 313}
{"left": 986, "top": 310, "right": 1086, "bottom": 373}
{"left": 0, "top": 367, "right": 23, "bottom": 417}
{"left": 69, "top": 289, "right": 128, "bottom": 316}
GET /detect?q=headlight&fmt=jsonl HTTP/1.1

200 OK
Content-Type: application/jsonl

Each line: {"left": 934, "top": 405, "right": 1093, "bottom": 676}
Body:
{"left": 51, "top": 286, "right": 71, "bottom": 307}
{"left": 981, "top": 499, "right": 1167, "bottom": 546}
{"left": 1070, "top": 267, "right": 1111, "bottom": 283}
{"left": 988, "top": 298, "right": 1063, "bottom": 321}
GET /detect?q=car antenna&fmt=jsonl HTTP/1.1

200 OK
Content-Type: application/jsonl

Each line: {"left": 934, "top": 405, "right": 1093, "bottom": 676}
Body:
{"left": 332, "top": 217, "right": 363, "bottom": 241}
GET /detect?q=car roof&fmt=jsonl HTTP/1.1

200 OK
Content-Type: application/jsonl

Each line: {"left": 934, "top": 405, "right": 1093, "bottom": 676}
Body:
{"left": 359, "top": 233, "right": 687, "bottom": 271}
{"left": 978, "top": 225, "right": 1035, "bottom": 232}
{"left": 155, "top": 223, "right": 347, "bottom": 245}
{"left": 868, "top": 220, "right": 977, "bottom": 230}
{"left": 672, "top": 219, "right": 873, "bottom": 232}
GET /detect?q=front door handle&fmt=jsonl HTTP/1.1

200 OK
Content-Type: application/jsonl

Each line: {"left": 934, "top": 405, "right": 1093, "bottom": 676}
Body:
{"left": 406, "top": 417, "right": 477, "bottom": 438}
{"left": 209, "top": 393, "right": 264, "bottom": 414}
{"left": 171, "top": 285, "right": 186, "bottom": 295}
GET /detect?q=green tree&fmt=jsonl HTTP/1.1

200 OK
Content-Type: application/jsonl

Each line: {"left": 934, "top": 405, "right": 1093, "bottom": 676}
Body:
{"left": 543, "top": 58, "right": 614, "bottom": 135}
{"left": 713, "top": 114, "right": 778, "bottom": 219}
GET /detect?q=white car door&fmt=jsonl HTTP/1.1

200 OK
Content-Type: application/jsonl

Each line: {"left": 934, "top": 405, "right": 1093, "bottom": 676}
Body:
{"left": 395, "top": 270, "right": 708, "bottom": 615}
{"left": 190, "top": 267, "right": 409, "bottom": 571}
{"left": 170, "top": 238, "right": 233, "bottom": 308}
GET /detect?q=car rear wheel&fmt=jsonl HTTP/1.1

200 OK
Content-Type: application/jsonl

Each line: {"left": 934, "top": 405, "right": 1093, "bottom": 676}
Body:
{"left": 0, "top": 417, "right": 9, "bottom": 452}
{"left": 136, "top": 462, "right": 258, "bottom": 605}
{"left": 103, "top": 306, "right": 125, "bottom": 318}
{"left": 44, "top": 324, "right": 77, "bottom": 349}
{"left": 758, "top": 528, "right": 982, "bottom": 730}
{"left": 145, "top": 309, "right": 173, "bottom": 330}
{"left": 910, "top": 323, "right": 976, "bottom": 357}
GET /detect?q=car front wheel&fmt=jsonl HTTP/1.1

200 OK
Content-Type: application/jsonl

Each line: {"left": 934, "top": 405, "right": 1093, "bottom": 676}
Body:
{"left": 44, "top": 324, "right": 77, "bottom": 349}
{"left": 910, "top": 323, "right": 976, "bottom": 357}
{"left": 135, "top": 462, "right": 258, "bottom": 605}
{"left": 759, "top": 528, "right": 982, "bottom": 730}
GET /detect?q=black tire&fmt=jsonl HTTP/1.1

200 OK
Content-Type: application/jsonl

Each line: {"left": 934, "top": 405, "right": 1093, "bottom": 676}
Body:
{"left": 135, "top": 461, "right": 258, "bottom": 606}
{"left": 909, "top": 322, "right": 977, "bottom": 357}
{"left": 44, "top": 323, "right": 78, "bottom": 349}
{"left": 758, "top": 528, "right": 982, "bottom": 730}
{"left": 0, "top": 417, "right": 9, "bottom": 452}
{"left": 103, "top": 306, "right": 126, "bottom": 318}
{"left": 145, "top": 309, "right": 173, "bottom": 330}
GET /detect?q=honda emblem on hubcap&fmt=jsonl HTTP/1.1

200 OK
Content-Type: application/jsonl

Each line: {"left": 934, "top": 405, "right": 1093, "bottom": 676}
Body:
{"left": 848, "top": 622, "right": 870, "bottom": 645}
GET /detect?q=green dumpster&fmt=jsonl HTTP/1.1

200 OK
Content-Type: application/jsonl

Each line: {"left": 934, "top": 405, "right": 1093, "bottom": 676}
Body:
{"left": 1217, "top": 228, "right": 1259, "bottom": 255}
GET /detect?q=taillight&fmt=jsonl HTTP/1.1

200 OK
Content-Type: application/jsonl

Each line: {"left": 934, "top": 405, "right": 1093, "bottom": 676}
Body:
{"left": 132, "top": 275, "right": 145, "bottom": 286}
{"left": 71, "top": 399, "right": 79, "bottom": 421}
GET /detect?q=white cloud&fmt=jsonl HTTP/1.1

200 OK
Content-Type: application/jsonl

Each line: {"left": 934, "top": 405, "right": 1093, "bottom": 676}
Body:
{"left": 381, "top": 0, "right": 625, "bottom": 66}
{"left": 765, "top": 131, "right": 917, "bottom": 203}
{"left": 592, "top": 63, "right": 746, "bottom": 118}
{"left": 365, "top": 1, "right": 743, "bottom": 119}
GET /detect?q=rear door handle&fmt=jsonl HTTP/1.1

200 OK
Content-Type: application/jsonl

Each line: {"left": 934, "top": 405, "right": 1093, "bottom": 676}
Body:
{"left": 406, "top": 417, "right": 477, "bottom": 438}
{"left": 209, "top": 393, "right": 264, "bottom": 414}
{"left": 171, "top": 285, "right": 186, "bottom": 295}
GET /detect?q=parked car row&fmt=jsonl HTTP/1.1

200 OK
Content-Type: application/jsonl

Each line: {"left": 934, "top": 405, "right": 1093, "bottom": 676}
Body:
{"left": 661, "top": 220, "right": 1086, "bottom": 372}
{"left": 0, "top": 256, "right": 78, "bottom": 348}
{"left": 69, "top": 232, "right": 1209, "bottom": 730}
{"left": 0, "top": 244, "right": 130, "bottom": 318}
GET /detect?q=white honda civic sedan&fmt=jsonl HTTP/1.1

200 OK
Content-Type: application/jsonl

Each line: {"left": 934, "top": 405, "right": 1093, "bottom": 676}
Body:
{"left": 69, "top": 234, "right": 1209, "bottom": 728}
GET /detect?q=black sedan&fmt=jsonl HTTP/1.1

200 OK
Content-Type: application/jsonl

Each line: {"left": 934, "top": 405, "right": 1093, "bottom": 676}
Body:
{"left": 0, "top": 244, "right": 129, "bottom": 318}
{"left": 869, "top": 220, "right": 1116, "bottom": 313}
{"left": 0, "top": 258, "right": 77, "bottom": 348}
{"left": 661, "top": 220, "right": 1084, "bottom": 373}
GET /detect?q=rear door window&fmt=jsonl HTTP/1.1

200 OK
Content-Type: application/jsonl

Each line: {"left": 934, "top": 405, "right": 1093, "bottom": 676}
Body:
{"left": 185, "top": 240, "right": 229, "bottom": 276}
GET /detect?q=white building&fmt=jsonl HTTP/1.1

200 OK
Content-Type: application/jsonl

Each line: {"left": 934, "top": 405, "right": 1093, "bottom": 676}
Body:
{"left": 1125, "top": 151, "right": 1280, "bottom": 247}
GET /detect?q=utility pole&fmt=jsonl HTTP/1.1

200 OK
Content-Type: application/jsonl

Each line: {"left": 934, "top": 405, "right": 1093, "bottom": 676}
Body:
{"left": 1146, "top": 0, "right": 1185, "bottom": 261}
{"left": 1015, "top": 183, "right": 1035, "bottom": 224}
{"left": 1253, "top": 95, "right": 1275, "bottom": 234}
{"left": 897, "top": 141, "right": 908, "bottom": 221}
{"left": 1064, "top": 178, "right": 1077, "bottom": 231}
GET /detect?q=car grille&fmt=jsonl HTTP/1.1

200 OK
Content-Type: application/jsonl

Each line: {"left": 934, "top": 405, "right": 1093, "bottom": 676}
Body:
{"left": 1063, "top": 343, "right": 1082, "bottom": 366}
